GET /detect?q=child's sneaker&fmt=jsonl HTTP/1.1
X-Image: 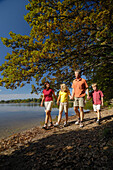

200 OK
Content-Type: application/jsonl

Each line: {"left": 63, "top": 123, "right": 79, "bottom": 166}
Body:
{"left": 75, "top": 120, "right": 80, "bottom": 125}
{"left": 80, "top": 122, "right": 84, "bottom": 128}
{"left": 54, "top": 122, "right": 59, "bottom": 127}
{"left": 48, "top": 122, "right": 53, "bottom": 127}
{"left": 64, "top": 122, "right": 68, "bottom": 127}
{"left": 96, "top": 119, "right": 100, "bottom": 125}
{"left": 42, "top": 124, "right": 47, "bottom": 129}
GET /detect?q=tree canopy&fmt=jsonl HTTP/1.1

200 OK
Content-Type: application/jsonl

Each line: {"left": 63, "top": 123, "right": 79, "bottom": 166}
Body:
{"left": 0, "top": 0, "right": 113, "bottom": 100}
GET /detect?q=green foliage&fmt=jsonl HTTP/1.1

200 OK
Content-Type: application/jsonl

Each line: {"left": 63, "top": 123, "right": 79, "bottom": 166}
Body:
{"left": 87, "top": 62, "right": 113, "bottom": 101}
{"left": 84, "top": 100, "right": 93, "bottom": 111}
{"left": 0, "top": 0, "right": 113, "bottom": 100}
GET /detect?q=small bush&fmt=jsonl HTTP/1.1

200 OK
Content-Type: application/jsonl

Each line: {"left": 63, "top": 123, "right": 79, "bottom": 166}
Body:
{"left": 84, "top": 100, "right": 93, "bottom": 110}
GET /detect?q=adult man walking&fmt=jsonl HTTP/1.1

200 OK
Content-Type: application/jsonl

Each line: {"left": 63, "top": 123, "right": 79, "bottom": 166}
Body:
{"left": 71, "top": 70, "right": 89, "bottom": 127}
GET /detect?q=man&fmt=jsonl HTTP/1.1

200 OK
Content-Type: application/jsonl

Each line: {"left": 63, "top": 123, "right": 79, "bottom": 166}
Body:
{"left": 71, "top": 70, "right": 89, "bottom": 127}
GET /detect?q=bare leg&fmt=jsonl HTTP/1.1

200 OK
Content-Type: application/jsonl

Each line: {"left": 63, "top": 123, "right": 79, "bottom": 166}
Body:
{"left": 79, "top": 107, "right": 84, "bottom": 127}
{"left": 96, "top": 110, "right": 101, "bottom": 125}
{"left": 45, "top": 110, "right": 51, "bottom": 124}
{"left": 79, "top": 107, "right": 84, "bottom": 122}
{"left": 97, "top": 110, "right": 100, "bottom": 120}
{"left": 65, "top": 112, "right": 68, "bottom": 123}
{"left": 49, "top": 111, "right": 52, "bottom": 123}
{"left": 58, "top": 111, "right": 63, "bottom": 124}
{"left": 74, "top": 106, "right": 80, "bottom": 118}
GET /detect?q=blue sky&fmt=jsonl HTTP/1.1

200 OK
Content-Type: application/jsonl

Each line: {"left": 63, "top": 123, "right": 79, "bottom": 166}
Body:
{"left": 0, "top": 0, "right": 87, "bottom": 100}
{"left": 0, "top": 0, "right": 40, "bottom": 100}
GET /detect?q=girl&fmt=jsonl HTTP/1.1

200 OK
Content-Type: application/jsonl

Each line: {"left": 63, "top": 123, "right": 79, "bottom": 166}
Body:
{"left": 41, "top": 81, "right": 57, "bottom": 129}
{"left": 54, "top": 84, "right": 71, "bottom": 127}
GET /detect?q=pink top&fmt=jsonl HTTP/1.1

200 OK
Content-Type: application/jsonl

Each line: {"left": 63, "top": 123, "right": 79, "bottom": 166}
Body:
{"left": 90, "top": 90, "right": 104, "bottom": 105}
{"left": 43, "top": 89, "right": 54, "bottom": 101}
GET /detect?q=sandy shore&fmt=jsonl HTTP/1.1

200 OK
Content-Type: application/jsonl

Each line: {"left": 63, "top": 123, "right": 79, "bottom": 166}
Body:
{"left": 0, "top": 121, "right": 42, "bottom": 140}
{"left": 0, "top": 107, "right": 113, "bottom": 169}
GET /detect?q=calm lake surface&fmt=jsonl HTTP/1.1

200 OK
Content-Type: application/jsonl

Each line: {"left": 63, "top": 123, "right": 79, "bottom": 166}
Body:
{"left": 0, "top": 103, "right": 76, "bottom": 139}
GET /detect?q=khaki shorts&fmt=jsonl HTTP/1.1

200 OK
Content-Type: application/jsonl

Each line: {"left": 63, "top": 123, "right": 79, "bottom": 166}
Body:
{"left": 44, "top": 101, "right": 53, "bottom": 111}
{"left": 74, "top": 97, "right": 85, "bottom": 107}
{"left": 59, "top": 102, "right": 68, "bottom": 113}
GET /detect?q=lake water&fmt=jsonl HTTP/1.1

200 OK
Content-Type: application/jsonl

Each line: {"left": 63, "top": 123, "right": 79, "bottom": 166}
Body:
{"left": 0, "top": 103, "right": 76, "bottom": 139}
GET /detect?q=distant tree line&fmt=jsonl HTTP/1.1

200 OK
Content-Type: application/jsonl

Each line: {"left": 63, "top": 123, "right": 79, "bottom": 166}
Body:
{"left": 0, "top": 98, "right": 42, "bottom": 104}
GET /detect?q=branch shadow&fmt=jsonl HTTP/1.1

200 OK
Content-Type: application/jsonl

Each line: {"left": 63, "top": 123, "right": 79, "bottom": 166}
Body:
{"left": 0, "top": 120, "right": 113, "bottom": 170}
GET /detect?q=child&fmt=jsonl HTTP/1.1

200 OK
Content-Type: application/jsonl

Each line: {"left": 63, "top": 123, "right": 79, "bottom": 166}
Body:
{"left": 89, "top": 83, "right": 104, "bottom": 124}
{"left": 54, "top": 84, "right": 71, "bottom": 127}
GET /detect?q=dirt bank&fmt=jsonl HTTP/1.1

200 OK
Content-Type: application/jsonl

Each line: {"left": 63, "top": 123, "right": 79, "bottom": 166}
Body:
{"left": 0, "top": 107, "right": 113, "bottom": 169}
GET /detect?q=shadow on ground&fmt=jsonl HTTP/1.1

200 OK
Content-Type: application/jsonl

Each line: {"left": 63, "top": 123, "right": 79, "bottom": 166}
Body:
{"left": 0, "top": 117, "right": 113, "bottom": 170}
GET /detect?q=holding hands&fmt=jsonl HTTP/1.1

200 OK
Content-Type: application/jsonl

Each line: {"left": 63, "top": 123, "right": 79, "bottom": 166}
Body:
{"left": 70, "top": 96, "right": 73, "bottom": 100}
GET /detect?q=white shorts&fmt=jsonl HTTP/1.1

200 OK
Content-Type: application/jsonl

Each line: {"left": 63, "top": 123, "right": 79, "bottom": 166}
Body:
{"left": 93, "top": 104, "right": 101, "bottom": 112}
{"left": 59, "top": 102, "right": 68, "bottom": 113}
{"left": 44, "top": 101, "right": 53, "bottom": 111}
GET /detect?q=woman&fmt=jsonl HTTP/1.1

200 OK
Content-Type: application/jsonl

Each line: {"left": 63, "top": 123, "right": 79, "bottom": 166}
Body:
{"left": 40, "top": 81, "right": 57, "bottom": 129}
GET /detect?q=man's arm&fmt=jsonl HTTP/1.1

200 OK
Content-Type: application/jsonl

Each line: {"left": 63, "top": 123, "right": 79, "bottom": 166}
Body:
{"left": 86, "top": 88, "right": 90, "bottom": 99}
{"left": 70, "top": 88, "right": 75, "bottom": 100}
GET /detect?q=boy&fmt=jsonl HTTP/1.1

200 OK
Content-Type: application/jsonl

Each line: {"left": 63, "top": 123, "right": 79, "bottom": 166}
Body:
{"left": 89, "top": 83, "right": 104, "bottom": 124}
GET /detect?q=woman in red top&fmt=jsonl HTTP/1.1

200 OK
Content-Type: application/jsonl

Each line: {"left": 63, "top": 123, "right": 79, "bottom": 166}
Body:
{"left": 41, "top": 81, "right": 57, "bottom": 129}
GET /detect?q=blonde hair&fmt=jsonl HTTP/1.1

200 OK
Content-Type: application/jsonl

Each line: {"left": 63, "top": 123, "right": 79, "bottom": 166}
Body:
{"left": 75, "top": 69, "right": 81, "bottom": 75}
{"left": 92, "top": 83, "right": 97, "bottom": 88}
{"left": 60, "top": 84, "right": 69, "bottom": 92}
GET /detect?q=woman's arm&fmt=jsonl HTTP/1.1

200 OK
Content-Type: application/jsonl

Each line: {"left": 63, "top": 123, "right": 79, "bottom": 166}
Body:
{"left": 53, "top": 92, "right": 57, "bottom": 101}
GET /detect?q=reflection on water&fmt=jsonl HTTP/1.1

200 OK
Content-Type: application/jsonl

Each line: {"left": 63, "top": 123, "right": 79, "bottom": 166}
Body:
{"left": 0, "top": 103, "right": 90, "bottom": 139}
{"left": 0, "top": 103, "right": 75, "bottom": 139}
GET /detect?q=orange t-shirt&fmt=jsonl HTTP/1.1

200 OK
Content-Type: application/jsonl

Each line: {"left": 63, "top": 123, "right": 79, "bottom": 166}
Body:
{"left": 72, "top": 78, "right": 88, "bottom": 97}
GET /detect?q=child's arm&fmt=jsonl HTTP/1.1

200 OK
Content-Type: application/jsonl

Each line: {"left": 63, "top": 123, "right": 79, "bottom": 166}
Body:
{"left": 40, "top": 94, "right": 45, "bottom": 107}
{"left": 70, "top": 89, "right": 75, "bottom": 99}
{"left": 101, "top": 97, "right": 104, "bottom": 106}
{"left": 87, "top": 96, "right": 92, "bottom": 100}
{"left": 87, "top": 91, "right": 92, "bottom": 100}
{"left": 68, "top": 91, "right": 72, "bottom": 99}
{"left": 69, "top": 94, "right": 72, "bottom": 99}
{"left": 57, "top": 95, "right": 61, "bottom": 105}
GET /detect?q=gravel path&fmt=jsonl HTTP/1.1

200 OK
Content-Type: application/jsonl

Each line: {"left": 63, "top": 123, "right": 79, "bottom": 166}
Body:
{"left": 0, "top": 107, "right": 113, "bottom": 169}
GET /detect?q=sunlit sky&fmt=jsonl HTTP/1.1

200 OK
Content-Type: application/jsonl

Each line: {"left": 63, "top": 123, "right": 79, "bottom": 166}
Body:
{"left": 0, "top": 0, "right": 86, "bottom": 100}
{"left": 0, "top": 0, "right": 41, "bottom": 100}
